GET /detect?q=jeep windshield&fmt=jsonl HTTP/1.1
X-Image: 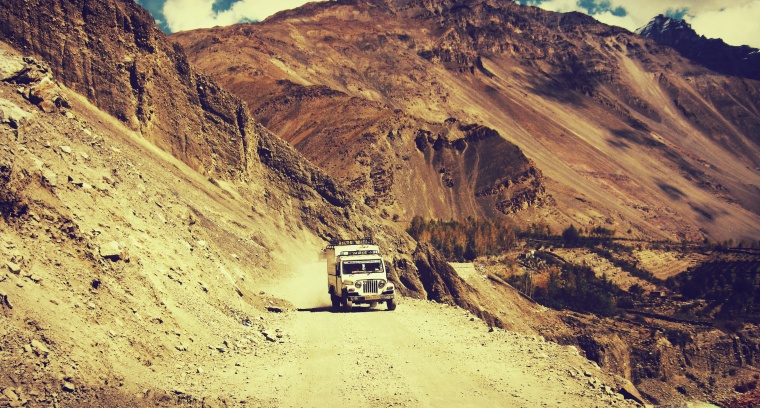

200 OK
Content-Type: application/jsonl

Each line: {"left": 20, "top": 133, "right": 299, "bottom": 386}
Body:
{"left": 342, "top": 261, "right": 383, "bottom": 274}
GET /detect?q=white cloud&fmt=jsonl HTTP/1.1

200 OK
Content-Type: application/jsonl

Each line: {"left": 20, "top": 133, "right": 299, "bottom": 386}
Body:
{"left": 687, "top": 1, "right": 760, "bottom": 48}
{"left": 588, "top": 11, "right": 638, "bottom": 30}
{"left": 162, "top": 0, "right": 320, "bottom": 33}
{"left": 526, "top": 0, "right": 587, "bottom": 13}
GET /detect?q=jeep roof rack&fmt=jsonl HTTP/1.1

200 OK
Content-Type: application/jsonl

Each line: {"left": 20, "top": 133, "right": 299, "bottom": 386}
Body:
{"left": 326, "top": 237, "right": 374, "bottom": 248}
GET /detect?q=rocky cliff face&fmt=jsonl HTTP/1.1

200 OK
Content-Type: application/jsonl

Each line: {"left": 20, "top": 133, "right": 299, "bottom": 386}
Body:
{"left": 0, "top": 0, "right": 256, "bottom": 178}
{"left": 636, "top": 15, "right": 760, "bottom": 81}
{"left": 174, "top": 0, "right": 760, "bottom": 243}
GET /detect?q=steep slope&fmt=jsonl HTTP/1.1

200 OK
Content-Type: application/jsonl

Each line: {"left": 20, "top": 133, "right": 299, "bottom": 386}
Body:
{"left": 174, "top": 0, "right": 760, "bottom": 243}
{"left": 636, "top": 14, "right": 760, "bottom": 81}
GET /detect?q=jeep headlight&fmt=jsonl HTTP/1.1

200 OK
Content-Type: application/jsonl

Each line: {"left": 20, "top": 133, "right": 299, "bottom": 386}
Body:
{"left": 355, "top": 280, "right": 363, "bottom": 288}
{"left": 378, "top": 280, "right": 386, "bottom": 287}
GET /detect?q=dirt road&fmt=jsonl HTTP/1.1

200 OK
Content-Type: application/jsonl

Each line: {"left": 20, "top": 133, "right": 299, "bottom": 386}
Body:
{"left": 194, "top": 293, "right": 635, "bottom": 408}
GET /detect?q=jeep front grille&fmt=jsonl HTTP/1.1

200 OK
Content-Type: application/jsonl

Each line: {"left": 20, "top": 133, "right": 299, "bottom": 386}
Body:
{"left": 362, "top": 280, "right": 381, "bottom": 294}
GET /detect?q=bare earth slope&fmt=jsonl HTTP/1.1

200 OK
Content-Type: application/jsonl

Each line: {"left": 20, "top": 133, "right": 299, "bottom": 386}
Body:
{"left": 174, "top": 0, "right": 760, "bottom": 243}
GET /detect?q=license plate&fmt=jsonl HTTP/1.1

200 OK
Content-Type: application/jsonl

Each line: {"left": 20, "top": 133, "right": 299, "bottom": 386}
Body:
{"left": 364, "top": 295, "right": 380, "bottom": 301}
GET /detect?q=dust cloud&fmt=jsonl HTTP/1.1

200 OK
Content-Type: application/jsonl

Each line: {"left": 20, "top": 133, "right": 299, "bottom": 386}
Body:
{"left": 265, "top": 243, "right": 331, "bottom": 309}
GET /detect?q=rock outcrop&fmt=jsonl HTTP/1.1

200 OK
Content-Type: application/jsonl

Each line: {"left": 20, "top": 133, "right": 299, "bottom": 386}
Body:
{"left": 1, "top": 54, "right": 70, "bottom": 114}
{"left": 0, "top": 0, "right": 252, "bottom": 178}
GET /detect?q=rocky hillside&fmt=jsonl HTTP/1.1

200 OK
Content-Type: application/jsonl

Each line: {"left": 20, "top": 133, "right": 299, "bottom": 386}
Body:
{"left": 174, "top": 0, "right": 760, "bottom": 243}
{"left": 636, "top": 14, "right": 760, "bottom": 81}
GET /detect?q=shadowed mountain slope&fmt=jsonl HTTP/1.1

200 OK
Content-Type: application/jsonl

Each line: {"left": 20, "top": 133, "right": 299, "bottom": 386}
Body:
{"left": 174, "top": 0, "right": 760, "bottom": 243}
{"left": 636, "top": 14, "right": 760, "bottom": 81}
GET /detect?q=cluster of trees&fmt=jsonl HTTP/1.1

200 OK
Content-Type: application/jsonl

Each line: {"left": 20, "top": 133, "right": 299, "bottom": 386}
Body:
{"left": 407, "top": 216, "right": 517, "bottom": 261}
{"left": 508, "top": 258, "right": 621, "bottom": 317}
{"left": 712, "top": 238, "right": 760, "bottom": 250}
{"left": 560, "top": 224, "right": 615, "bottom": 246}
{"left": 667, "top": 261, "right": 760, "bottom": 322}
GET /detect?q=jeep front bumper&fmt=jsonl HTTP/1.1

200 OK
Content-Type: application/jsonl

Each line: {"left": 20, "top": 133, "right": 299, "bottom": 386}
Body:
{"left": 346, "top": 292, "right": 394, "bottom": 303}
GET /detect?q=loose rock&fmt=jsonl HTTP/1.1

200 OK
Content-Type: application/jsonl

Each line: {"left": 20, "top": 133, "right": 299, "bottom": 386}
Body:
{"left": 31, "top": 339, "right": 51, "bottom": 356}
{"left": 6, "top": 261, "right": 20, "bottom": 274}
{"left": 0, "top": 99, "right": 31, "bottom": 129}
{"left": 0, "top": 52, "right": 25, "bottom": 80}
{"left": 62, "top": 382, "right": 75, "bottom": 392}
{"left": 42, "top": 169, "right": 58, "bottom": 187}
{"left": 2, "top": 387, "right": 19, "bottom": 401}
{"left": 99, "top": 241, "right": 127, "bottom": 261}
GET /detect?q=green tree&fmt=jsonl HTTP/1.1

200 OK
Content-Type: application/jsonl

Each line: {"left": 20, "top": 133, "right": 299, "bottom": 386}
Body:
{"left": 562, "top": 224, "right": 581, "bottom": 244}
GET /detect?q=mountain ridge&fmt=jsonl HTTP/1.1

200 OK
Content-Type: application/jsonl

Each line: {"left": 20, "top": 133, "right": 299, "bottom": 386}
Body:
{"left": 636, "top": 14, "right": 760, "bottom": 81}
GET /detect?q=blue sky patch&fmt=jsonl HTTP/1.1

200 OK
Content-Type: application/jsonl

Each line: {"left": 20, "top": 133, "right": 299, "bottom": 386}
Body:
{"left": 516, "top": 0, "right": 626, "bottom": 17}
{"left": 211, "top": 0, "right": 240, "bottom": 14}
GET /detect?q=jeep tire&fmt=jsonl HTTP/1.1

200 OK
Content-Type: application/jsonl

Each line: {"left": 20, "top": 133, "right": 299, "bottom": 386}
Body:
{"left": 342, "top": 298, "right": 353, "bottom": 312}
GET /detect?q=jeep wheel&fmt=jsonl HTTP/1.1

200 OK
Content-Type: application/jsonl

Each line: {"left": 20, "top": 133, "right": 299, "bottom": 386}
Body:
{"left": 387, "top": 298, "right": 397, "bottom": 311}
{"left": 331, "top": 294, "right": 340, "bottom": 311}
{"left": 342, "top": 298, "right": 353, "bottom": 312}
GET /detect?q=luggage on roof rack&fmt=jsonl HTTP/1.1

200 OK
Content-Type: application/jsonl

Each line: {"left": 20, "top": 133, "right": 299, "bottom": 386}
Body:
{"left": 326, "top": 238, "right": 374, "bottom": 248}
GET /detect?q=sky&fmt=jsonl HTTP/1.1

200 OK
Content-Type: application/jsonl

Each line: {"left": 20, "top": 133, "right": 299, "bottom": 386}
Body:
{"left": 136, "top": 0, "right": 760, "bottom": 48}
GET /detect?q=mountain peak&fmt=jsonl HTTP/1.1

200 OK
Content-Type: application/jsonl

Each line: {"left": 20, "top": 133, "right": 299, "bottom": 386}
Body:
{"left": 635, "top": 14, "right": 693, "bottom": 39}
{"left": 636, "top": 14, "right": 760, "bottom": 80}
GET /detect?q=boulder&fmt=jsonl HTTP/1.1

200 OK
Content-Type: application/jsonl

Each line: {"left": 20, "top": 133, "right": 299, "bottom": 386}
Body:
{"left": 0, "top": 291, "right": 11, "bottom": 309}
{"left": 0, "top": 51, "right": 25, "bottom": 80}
{"left": 261, "top": 329, "right": 276, "bottom": 342}
{"left": 28, "top": 76, "right": 67, "bottom": 112}
{"left": 0, "top": 99, "right": 31, "bottom": 129}
{"left": 2, "top": 387, "right": 19, "bottom": 401}
{"left": 41, "top": 169, "right": 57, "bottom": 187}
{"left": 30, "top": 339, "right": 50, "bottom": 356}
{"left": 617, "top": 378, "right": 647, "bottom": 405}
{"left": 1, "top": 56, "right": 70, "bottom": 113}
{"left": 99, "top": 241, "right": 128, "bottom": 261}
{"left": 6, "top": 261, "right": 20, "bottom": 274}
{"left": 61, "top": 381, "right": 75, "bottom": 393}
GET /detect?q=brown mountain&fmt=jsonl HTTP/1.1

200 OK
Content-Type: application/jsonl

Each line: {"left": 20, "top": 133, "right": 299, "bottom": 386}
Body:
{"left": 174, "top": 0, "right": 760, "bottom": 243}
